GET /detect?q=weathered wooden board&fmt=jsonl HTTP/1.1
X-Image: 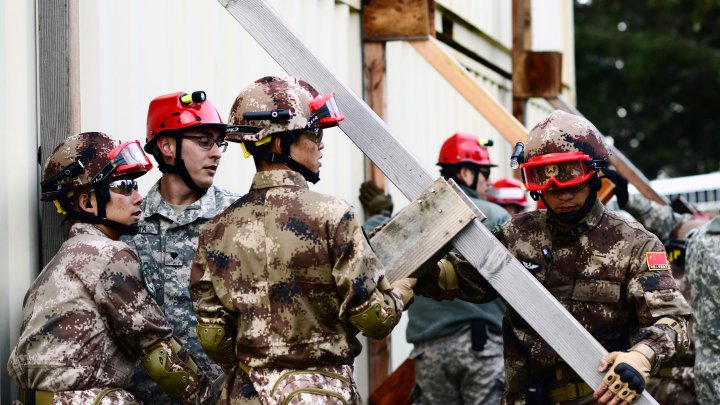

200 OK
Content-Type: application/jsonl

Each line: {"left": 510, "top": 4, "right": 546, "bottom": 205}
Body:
{"left": 217, "top": 1, "right": 657, "bottom": 403}
{"left": 369, "top": 177, "right": 479, "bottom": 283}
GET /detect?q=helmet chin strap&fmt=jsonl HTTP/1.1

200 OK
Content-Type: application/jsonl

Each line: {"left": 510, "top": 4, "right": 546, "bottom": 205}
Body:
{"left": 542, "top": 187, "right": 598, "bottom": 225}
{"left": 157, "top": 134, "right": 209, "bottom": 196}
{"left": 65, "top": 186, "right": 140, "bottom": 236}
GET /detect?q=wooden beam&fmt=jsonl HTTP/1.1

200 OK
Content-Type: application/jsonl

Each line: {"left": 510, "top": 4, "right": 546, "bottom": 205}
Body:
{"left": 38, "top": 0, "right": 80, "bottom": 266}
{"left": 217, "top": 1, "right": 658, "bottom": 403}
{"left": 513, "top": 51, "right": 563, "bottom": 98}
{"left": 362, "top": 40, "right": 391, "bottom": 393}
{"left": 512, "top": 0, "right": 530, "bottom": 125}
{"left": 363, "top": 42, "right": 388, "bottom": 189}
{"left": 362, "top": 0, "right": 434, "bottom": 41}
{"left": 409, "top": 38, "right": 526, "bottom": 145}
{"left": 547, "top": 95, "right": 669, "bottom": 206}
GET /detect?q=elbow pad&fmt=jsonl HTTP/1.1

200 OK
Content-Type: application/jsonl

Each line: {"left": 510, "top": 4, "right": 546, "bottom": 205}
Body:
{"left": 349, "top": 279, "right": 400, "bottom": 339}
{"left": 197, "top": 319, "right": 237, "bottom": 373}
{"left": 140, "top": 337, "right": 204, "bottom": 400}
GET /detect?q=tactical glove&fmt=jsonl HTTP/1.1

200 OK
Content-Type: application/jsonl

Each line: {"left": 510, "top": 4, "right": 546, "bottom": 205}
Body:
{"left": 391, "top": 277, "right": 416, "bottom": 308}
{"left": 602, "top": 168, "right": 629, "bottom": 209}
{"left": 359, "top": 181, "right": 393, "bottom": 216}
{"left": 599, "top": 349, "right": 651, "bottom": 403}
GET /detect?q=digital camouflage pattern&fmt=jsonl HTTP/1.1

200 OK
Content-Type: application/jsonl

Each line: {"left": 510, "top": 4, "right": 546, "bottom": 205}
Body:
{"left": 407, "top": 184, "right": 507, "bottom": 405}
{"left": 190, "top": 170, "right": 403, "bottom": 403}
{"left": 685, "top": 215, "right": 720, "bottom": 404}
{"left": 411, "top": 326, "right": 504, "bottom": 405}
{"left": 419, "top": 199, "right": 692, "bottom": 403}
{"left": 7, "top": 223, "right": 173, "bottom": 399}
{"left": 498, "top": 200, "right": 691, "bottom": 403}
{"left": 226, "top": 76, "right": 318, "bottom": 143}
{"left": 41, "top": 132, "right": 130, "bottom": 202}
{"left": 623, "top": 194, "right": 688, "bottom": 242}
{"left": 620, "top": 192, "right": 709, "bottom": 404}
{"left": 124, "top": 181, "right": 239, "bottom": 404}
{"left": 524, "top": 110, "right": 610, "bottom": 162}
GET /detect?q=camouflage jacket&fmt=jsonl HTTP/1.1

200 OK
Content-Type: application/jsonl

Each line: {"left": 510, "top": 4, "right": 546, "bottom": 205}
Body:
{"left": 501, "top": 199, "right": 692, "bottom": 392}
{"left": 190, "top": 170, "right": 403, "bottom": 369}
{"left": 623, "top": 193, "right": 687, "bottom": 241}
{"left": 8, "top": 223, "right": 173, "bottom": 392}
{"left": 685, "top": 215, "right": 720, "bottom": 404}
{"left": 124, "top": 181, "right": 239, "bottom": 403}
{"left": 422, "top": 199, "right": 692, "bottom": 393}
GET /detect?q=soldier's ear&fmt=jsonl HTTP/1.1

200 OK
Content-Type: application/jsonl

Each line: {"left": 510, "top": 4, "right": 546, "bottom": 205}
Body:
{"left": 271, "top": 136, "right": 283, "bottom": 154}
{"left": 158, "top": 137, "right": 175, "bottom": 159}
{"left": 78, "top": 193, "right": 97, "bottom": 215}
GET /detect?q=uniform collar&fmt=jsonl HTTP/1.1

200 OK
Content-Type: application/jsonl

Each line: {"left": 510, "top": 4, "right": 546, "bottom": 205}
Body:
{"left": 251, "top": 170, "right": 309, "bottom": 190}
{"left": 458, "top": 183, "right": 482, "bottom": 200}
{"left": 68, "top": 222, "right": 111, "bottom": 239}
{"left": 547, "top": 197, "right": 604, "bottom": 238}
{"left": 141, "top": 180, "right": 222, "bottom": 225}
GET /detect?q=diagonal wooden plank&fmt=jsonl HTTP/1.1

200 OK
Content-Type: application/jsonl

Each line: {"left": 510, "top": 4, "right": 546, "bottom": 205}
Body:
{"left": 217, "top": 1, "right": 657, "bottom": 403}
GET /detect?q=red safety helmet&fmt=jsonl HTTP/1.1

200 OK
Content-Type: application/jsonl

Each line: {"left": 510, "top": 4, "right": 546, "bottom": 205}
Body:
{"left": 487, "top": 177, "right": 528, "bottom": 208}
{"left": 145, "top": 91, "right": 225, "bottom": 153}
{"left": 437, "top": 132, "right": 497, "bottom": 168}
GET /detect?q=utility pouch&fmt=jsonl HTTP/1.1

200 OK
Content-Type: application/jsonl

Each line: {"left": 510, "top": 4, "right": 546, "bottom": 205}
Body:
{"left": 470, "top": 319, "right": 488, "bottom": 351}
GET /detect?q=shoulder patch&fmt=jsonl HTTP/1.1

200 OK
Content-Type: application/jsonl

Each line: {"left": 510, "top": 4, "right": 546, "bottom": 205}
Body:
{"left": 646, "top": 252, "right": 670, "bottom": 271}
{"left": 141, "top": 262, "right": 156, "bottom": 297}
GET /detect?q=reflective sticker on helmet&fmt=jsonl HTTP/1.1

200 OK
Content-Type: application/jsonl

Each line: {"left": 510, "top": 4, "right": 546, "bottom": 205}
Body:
{"left": 646, "top": 252, "right": 670, "bottom": 271}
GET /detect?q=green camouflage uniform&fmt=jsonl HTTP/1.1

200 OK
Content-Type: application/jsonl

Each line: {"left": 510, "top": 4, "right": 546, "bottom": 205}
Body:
{"left": 622, "top": 193, "right": 699, "bottom": 404}
{"left": 407, "top": 184, "right": 508, "bottom": 405}
{"left": 190, "top": 170, "right": 404, "bottom": 404}
{"left": 686, "top": 215, "right": 720, "bottom": 404}
{"left": 7, "top": 223, "right": 194, "bottom": 403}
{"left": 124, "top": 181, "right": 239, "bottom": 404}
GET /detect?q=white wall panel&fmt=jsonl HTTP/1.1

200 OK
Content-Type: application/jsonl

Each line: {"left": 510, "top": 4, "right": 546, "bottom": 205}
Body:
{"left": 1, "top": 0, "right": 39, "bottom": 402}
{"left": 78, "top": 0, "right": 364, "bottom": 206}
{"left": 437, "top": 0, "right": 512, "bottom": 49}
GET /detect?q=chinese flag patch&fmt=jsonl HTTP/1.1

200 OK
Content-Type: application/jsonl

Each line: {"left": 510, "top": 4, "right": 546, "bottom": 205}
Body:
{"left": 646, "top": 252, "right": 670, "bottom": 271}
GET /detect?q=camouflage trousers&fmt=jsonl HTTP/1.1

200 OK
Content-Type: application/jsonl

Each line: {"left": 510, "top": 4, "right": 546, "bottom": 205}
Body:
{"left": 13, "top": 387, "right": 141, "bottom": 405}
{"left": 218, "top": 364, "right": 360, "bottom": 405}
{"left": 410, "top": 325, "right": 505, "bottom": 405}
{"left": 645, "top": 367, "right": 696, "bottom": 405}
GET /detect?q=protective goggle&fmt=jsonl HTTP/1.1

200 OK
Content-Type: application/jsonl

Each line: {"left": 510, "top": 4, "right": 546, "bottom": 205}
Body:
{"left": 91, "top": 140, "right": 153, "bottom": 184}
{"left": 520, "top": 152, "right": 596, "bottom": 191}
{"left": 307, "top": 92, "right": 344, "bottom": 129}
{"left": 108, "top": 179, "right": 139, "bottom": 196}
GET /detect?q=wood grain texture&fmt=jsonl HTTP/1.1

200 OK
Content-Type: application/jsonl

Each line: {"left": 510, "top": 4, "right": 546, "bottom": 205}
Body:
{"left": 217, "top": 1, "right": 658, "bottom": 403}
{"left": 370, "top": 178, "right": 476, "bottom": 283}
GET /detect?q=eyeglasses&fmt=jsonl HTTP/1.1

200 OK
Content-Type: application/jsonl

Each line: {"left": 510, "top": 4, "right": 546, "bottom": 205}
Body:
{"left": 108, "top": 179, "right": 139, "bottom": 196}
{"left": 303, "top": 128, "right": 323, "bottom": 144}
{"left": 183, "top": 135, "right": 228, "bottom": 152}
{"left": 91, "top": 140, "right": 153, "bottom": 185}
{"left": 478, "top": 168, "right": 491, "bottom": 180}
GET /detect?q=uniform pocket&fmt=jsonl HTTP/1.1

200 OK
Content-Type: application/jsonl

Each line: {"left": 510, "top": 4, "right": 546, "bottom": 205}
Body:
{"left": 572, "top": 279, "right": 621, "bottom": 303}
{"left": 267, "top": 368, "right": 355, "bottom": 405}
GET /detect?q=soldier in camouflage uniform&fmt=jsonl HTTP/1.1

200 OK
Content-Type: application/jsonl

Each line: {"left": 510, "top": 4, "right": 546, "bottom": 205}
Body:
{"left": 407, "top": 133, "right": 509, "bottom": 405}
{"left": 124, "top": 91, "right": 240, "bottom": 403}
{"left": 8, "top": 132, "right": 212, "bottom": 405}
{"left": 190, "top": 76, "right": 416, "bottom": 404}
{"left": 416, "top": 110, "right": 692, "bottom": 404}
{"left": 614, "top": 192, "right": 711, "bottom": 404}
{"left": 685, "top": 214, "right": 720, "bottom": 404}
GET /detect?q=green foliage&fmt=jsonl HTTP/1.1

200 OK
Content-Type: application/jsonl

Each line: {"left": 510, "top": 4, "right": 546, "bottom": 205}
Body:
{"left": 575, "top": 0, "right": 720, "bottom": 177}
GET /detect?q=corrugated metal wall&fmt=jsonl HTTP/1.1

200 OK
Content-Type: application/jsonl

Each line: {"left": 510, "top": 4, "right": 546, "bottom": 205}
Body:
{"left": 1, "top": 0, "right": 574, "bottom": 402}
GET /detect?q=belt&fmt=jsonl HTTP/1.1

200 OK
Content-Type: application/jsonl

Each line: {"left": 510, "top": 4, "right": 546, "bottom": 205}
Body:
{"left": 658, "top": 367, "right": 674, "bottom": 378}
{"left": 548, "top": 382, "right": 594, "bottom": 402}
{"left": 19, "top": 389, "right": 54, "bottom": 405}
